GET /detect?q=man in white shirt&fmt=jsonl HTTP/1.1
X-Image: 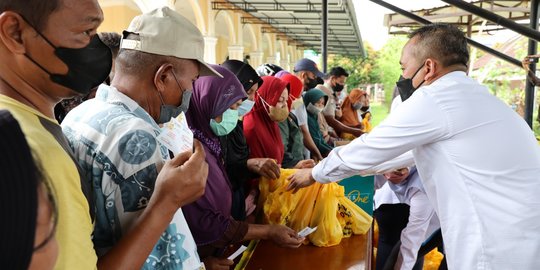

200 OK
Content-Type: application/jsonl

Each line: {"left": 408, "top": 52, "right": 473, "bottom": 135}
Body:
{"left": 287, "top": 23, "right": 540, "bottom": 269}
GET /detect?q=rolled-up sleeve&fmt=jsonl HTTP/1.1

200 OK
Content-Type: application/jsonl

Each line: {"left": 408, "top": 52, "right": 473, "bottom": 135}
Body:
{"left": 312, "top": 93, "right": 449, "bottom": 183}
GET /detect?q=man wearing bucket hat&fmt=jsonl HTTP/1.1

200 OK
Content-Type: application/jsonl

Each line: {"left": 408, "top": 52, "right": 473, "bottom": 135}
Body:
{"left": 62, "top": 7, "right": 218, "bottom": 270}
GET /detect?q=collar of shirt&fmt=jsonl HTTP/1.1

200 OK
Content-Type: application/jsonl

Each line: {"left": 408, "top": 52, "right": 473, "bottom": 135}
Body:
{"left": 95, "top": 84, "right": 161, "bottom": 131}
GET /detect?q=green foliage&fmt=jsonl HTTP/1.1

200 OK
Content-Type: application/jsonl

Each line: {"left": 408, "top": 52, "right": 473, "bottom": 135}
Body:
{"left": 328, "top": 42, "right": 380, "bottom": 89}
{"left": 369, "top": 103, "right": 389, "bottom": 128}
{"left": 373, "top": 36, "right": 408, "bottom": 107}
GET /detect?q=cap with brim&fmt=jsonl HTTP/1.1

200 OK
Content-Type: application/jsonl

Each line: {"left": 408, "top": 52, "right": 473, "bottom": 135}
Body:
{"left": 293, "top": 58, "right": 325, "bottom": 78}
{"left": 120, "top": 6, "right": 222, "bottom": 78}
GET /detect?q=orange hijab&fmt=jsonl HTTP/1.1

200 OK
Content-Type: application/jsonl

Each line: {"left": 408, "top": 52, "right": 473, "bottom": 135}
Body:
{"left": 340, "top": 88, "right": 366, "bottom": 127}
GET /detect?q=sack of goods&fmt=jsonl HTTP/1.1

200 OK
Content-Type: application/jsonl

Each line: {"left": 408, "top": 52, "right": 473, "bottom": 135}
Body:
{"left": 259, "top": 169, "right": 372, "bottom": 247}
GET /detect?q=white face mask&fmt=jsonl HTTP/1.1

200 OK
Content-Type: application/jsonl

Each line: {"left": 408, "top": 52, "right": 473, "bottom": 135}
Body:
{"left": 306, "top": 103, "right": 323, "bottom": 115}
{"left": 237, "top": 99, "right": 255, "bottom": 116}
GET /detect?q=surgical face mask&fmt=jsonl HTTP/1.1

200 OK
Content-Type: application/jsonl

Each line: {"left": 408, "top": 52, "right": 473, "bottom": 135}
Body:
{"left": 24, "top": 27, "right": 112, "bottom": 95}
{"left": 210, "top": 109, "right": 239, "bottom": 136}
{"left": 305, "top": 76, "right": 318, "bottom": 90}
{"left": 259, "top": 94, "right": 289, "bottom": 122}
{"left": 352, "top": 103, "right": 363, "bottom": 110}
{"left": 395, "top": 63, "right": 426, "bottom": 102}
{"left": 306, "top": 103, "right": 324, "bottom": 115}
{"left": 289, "top": 95, "right": 304, "bottom": 110}
{"left": 237, "top": 99, "right": 255, "bottom": 116}
{"left": 332, "top": 82, "right": 344, "bottom": 92}
{"left": 157, "top": 70, "right": 193, "bottom": 124}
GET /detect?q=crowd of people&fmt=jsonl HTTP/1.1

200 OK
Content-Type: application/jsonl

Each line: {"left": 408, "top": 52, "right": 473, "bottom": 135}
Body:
{"left": 1, "top": 1, "right": 540, "bottom": 270}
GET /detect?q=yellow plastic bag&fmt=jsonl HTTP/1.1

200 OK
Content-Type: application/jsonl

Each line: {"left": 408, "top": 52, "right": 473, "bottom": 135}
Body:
{"left": 337, "top": 194, "right": 372, "bottom": 236}
{"left": 259, "top": 169, "right": 373, "bottom": 247}
{"left": 308, "top": 183, "right": 344, "bottom": 247}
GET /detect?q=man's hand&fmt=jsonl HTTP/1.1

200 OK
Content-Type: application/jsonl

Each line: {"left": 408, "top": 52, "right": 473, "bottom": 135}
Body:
{"left": 247, "top": 158, "right": 281, "bottom": 179}
{"left": 294, "top": 159, "right": 316, "bottom": 169}
{"left": 383, "top": 167, "right": 410, "bottom": 185}
{"left": 522, "top": 55, "right": 540, "bottom": 86}
{"left": 98, "top": 140, "right": 209, "bottom": 270}
{"left": 202, "top": 257, "right": 233, "bottom": 270}
{"left": 267, "top": 225, "right": 304, "bottom": 248}
{"left": 351, "top": 127, "right": 364, "bottom": 138}
{"left": 286, "top": 168, "right": 316, "bottom": 193}
{"left": 151, "top": 139, "right": 208, "bottom": 214}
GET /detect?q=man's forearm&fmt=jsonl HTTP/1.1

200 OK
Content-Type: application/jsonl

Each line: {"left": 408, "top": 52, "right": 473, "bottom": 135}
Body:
{"left": 300, "top": 125, "right": 322, "bottom": 158}
{"left": 324, "top": 115, "right": 362, "bottom": 135}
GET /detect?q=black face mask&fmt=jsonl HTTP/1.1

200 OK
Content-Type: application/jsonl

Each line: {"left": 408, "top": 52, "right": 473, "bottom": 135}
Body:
{"left": 332, "top": 82, "right": 344, "bottom": 92}
{"left": 395, "top": 63, "right": 425, "bottom": 102}
{"left": 25, "top": 30, "right": 112, "bottom": 95}
{"left": 305, "top": 76, "right": 318, "bottom": 90}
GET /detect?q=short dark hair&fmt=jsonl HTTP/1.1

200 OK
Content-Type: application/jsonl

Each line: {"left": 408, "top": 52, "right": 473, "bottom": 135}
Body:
{"left": 0, "top": 0, "right": 61, "bottom": 31}
{"left": 408, "top": 23, "right": 469, "bottom": 67}
{"left": 328, "top": 66, "right": 349, "bottom": 78}
{"left": 98, "top": 32, "right": 122, "bottom": 58}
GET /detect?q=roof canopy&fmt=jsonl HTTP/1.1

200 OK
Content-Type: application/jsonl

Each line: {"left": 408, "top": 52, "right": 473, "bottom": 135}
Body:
{"left": 384, "top": 0, "right": 530, "bottom": 35}
{"left": 212, "top": 0, "right": 365, "bottom": 56}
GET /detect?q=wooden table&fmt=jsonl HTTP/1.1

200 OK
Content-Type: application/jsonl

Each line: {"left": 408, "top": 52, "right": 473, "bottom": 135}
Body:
{"left": 243, "top": 232, "right": 371, "bottom": 270}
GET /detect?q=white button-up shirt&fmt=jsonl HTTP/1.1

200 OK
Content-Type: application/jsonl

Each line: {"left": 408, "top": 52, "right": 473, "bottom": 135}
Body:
{"left": 313, "top": 71, "right": 540, "bottom": 269}
{"left": 375, "top": 168, "right": 440, "bottom": 270}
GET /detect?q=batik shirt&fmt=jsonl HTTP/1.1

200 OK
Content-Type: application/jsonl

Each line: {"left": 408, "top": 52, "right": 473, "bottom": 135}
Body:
{"left": 62, "top": 84, "right": 202, "bottom": 270}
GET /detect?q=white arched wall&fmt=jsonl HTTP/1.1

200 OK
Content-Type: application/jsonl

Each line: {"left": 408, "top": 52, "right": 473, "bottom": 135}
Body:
{"left": 98, "top": 0, "right": 141, "bottom": 32}
{"left": 288, "top": 46, "right": 297, "bottom": 70}
{"left": 263, "top": 33, "right": 277, "bottom": 64}
{"left": 214, "top": 10, "right": 237, "bottom": 63}
{"left": 278, "top": 40, "right": 289, "bottom": 70}
{"left": 243, "top": 24, "right": 262, "bottom": 67}
{"left": 185, "top": 0, "right": 207, "bottom": 34}
{"left": 133, "top": 0, "right": 174, "bottom": 12}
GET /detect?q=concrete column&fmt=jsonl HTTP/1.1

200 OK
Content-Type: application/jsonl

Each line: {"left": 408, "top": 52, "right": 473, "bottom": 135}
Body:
{"left": 266, "top": 55, "right": 277, "bottom": 64}
{"left": 228, "top": 45, "right": 244, "bottom": 61}
{"left": 203, "top": 36, "right": 218, "bottom": 64}
{"left": 280, "top": 53, "right": 290, "bottom": 71}
{"left": 250, "top": 51, "right": 264, "bottom": 68}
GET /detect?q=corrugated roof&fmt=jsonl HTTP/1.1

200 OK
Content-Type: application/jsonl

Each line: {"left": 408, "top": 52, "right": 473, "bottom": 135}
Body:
{"left": 212, "top": 0, "right": 365, "bottom": 56}
{"left": 384, "top": 0, "right": 530, "bottom": 35}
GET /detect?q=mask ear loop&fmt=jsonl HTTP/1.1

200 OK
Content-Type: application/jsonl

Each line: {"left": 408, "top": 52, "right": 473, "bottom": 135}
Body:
{"left": 256, "top": 91, "right": 272, "bottom": 115}
{"left": 288, "top": 94, "right": 297, "bottom": 103}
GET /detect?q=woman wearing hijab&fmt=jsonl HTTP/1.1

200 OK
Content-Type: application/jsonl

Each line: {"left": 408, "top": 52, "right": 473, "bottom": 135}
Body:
{"left": 303, "top": 88, "right": 333, "bottom": 157}
{"left": 339, "top": 88, "right": 369, "bottom": 139}
{"left": 184, "top": 65, "right": 302, "bottom": 269}
{"left": 219, "top": 60, "right": 280, "bottom": 221}
{"left": 243, "top": 76, "right": 289, "bottom": 163}
{"left": 0, "top": 110, "right": 58, "bottom": 270}
{"left": 275, "top": 72, "right": 315, "bottom": 169}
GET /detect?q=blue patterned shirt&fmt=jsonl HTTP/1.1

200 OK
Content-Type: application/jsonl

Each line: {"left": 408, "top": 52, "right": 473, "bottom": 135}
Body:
{"left": 62, "top": 85, "right": 202, "bottom": 270}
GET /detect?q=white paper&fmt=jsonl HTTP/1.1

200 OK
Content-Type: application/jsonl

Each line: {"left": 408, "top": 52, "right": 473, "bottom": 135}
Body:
{"left": 156, "top": 113, "right": 193, "bottom": 155}
{"left": 227, "top": 245, "right": 248, "bottom": 261}
{"left": 298, "top": 226, "right": 318, "bottom": 238}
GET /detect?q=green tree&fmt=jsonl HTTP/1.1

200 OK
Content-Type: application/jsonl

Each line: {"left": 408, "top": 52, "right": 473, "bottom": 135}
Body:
{"left": 373, "top": 36, "right": 408, "bottom": 108}
{"left": 328, "top": 42, "right": 380, "bottom": 89}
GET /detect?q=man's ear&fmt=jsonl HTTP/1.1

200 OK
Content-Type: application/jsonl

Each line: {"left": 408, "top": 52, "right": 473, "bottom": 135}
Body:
{"left": 154, "top": 63, "right": 174, "bottom": 94}
{"left": 0, "top": 12, "right": 27, "bottom": 54}
{"left": 424, "top": 58, "right": 438, "bottom": 81}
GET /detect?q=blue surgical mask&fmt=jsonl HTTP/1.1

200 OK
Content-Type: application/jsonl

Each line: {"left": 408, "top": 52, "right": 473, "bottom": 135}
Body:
{"left": 237, "top": 99, "right": 255, "bottom": 116}
{"left": 210, "top": 109, "right": 239, "bottom": 136}
{"left": 157, "top": 70, "right": 192, "bottom": 124}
